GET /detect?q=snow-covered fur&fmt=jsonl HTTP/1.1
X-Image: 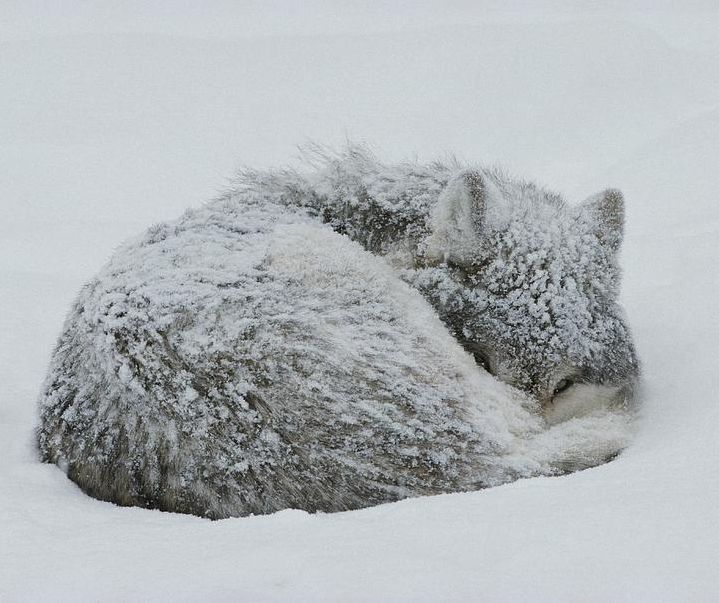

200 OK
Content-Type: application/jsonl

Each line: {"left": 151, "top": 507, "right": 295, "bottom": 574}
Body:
{"left": 38, "top": 147, "right": 639, "bottom": 519}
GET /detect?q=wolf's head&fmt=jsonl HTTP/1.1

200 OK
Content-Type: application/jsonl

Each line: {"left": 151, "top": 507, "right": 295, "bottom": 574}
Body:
{"left": 420, "top": 170, "right": 639, "bottom": 421}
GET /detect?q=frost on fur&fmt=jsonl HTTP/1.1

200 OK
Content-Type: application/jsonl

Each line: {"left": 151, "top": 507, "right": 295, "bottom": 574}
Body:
{"left": 38, "top": 146, "right": 639, "bottom": 519}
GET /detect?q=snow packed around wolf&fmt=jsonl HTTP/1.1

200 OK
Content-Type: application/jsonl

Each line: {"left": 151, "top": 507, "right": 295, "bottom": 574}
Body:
{"left": 38, "top": 146, "right": 639, "bottom": 519}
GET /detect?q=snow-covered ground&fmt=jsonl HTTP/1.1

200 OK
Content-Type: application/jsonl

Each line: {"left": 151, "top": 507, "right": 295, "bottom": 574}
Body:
{"left": 2, "top": 4, "right": 718, "bottom": 600}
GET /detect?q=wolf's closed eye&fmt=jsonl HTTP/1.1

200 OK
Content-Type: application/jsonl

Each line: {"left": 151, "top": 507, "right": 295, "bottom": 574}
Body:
{"left": 473, "top": 352, "right": 493, "bottom": 374}
{"left": 553, "top": 378, "right": 574, "bottom": 397}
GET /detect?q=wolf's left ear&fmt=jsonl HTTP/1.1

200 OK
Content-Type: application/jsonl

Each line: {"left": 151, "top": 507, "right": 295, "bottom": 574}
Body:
{"left": 579, "top": 189, "right": 625, "bottom": 252}
{"left": 426, "top": 170, "right": 501, "bottom": 266}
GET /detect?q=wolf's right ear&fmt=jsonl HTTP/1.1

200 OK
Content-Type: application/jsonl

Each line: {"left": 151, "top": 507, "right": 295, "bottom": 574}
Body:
{"left": 426, "top": 170, "right": 497, "bottom": 267}
{"left": 579, "top": 188, "right": 625, "bottom": 253}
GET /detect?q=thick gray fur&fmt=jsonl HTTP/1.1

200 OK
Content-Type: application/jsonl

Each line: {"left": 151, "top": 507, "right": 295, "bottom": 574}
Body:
{"left": 38, "top": 146, "right": 639, "bottom": 519}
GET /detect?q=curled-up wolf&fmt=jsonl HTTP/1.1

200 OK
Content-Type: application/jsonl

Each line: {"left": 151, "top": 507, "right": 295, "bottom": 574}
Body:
{"left": 38, "top": 147, "right": 639, "bottom": 519}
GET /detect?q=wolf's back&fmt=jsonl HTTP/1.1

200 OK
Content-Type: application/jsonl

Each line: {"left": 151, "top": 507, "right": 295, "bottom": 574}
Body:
{"left": 38, "top": 199, "right": 548, "bottom": 518}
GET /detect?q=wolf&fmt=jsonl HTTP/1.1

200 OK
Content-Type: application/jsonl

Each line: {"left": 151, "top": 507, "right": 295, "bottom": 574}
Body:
{"left": 38, "top": 146, "right": 639, "bottom": 519}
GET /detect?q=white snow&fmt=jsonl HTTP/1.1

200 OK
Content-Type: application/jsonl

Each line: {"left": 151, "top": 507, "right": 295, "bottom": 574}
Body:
{"left": 2, "top": 4, "right": 719, "bottom": 600}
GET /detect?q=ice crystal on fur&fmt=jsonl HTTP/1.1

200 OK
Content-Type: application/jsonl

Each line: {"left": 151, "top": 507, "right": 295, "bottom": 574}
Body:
{"left": 38, "top": 146, "right": 639, "bottom": 519}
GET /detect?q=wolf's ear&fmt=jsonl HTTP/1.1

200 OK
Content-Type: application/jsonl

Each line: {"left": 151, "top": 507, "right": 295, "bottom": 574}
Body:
{"left": 579, "top": 188, "right": 625, "bottom": 252}
{"left": 426, "top": 170, "right": 499, "bottom": 266}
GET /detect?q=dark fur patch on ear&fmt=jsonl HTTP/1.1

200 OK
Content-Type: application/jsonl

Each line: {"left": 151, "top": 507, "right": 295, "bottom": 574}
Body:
{"left": 597, "top": 189, "right": 624, "bottom": 251}
{"left": 581, "top": 188, "right": 625, "bottom": 252}
{"left": 463, "top": 170, "right": 487, "bottom": 231}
